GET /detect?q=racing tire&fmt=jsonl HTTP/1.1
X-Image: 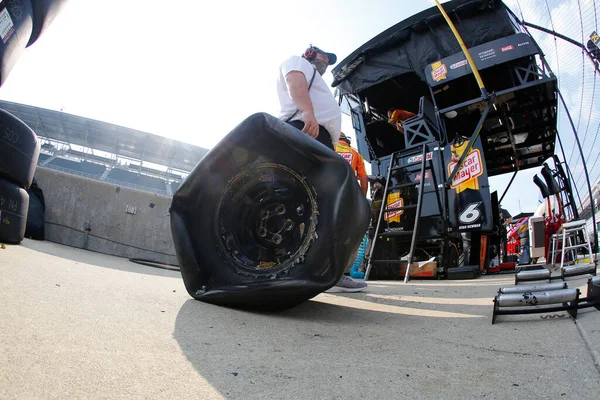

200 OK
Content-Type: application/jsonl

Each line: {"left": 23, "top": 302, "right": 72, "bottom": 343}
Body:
{"left": 170, "top": 113, "right": 370, "bottom": 310}
{"left": 0, "top": 177, "right": 29, "bottom": 244}
{"left": 0, "top": 108, "right": 40, "bottom": 189}
{"left": 27, "top": 0, "right": 70, "bottom": 47}
{"left": 0, "top": 0, "right": 34, "bottom": 86}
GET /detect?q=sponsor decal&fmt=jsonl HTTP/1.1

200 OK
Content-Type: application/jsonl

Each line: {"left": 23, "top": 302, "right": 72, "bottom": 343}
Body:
{"left": 459, "top": 223, "right": 482, "bottom": 231}
{"left": 258, "top": 261, "right": 276, "bottom": 269}
{"left": 478, "top": 48, "right": 496, "bottom": 61}
{"left": 415, "top": 171, "right": 431, "bottom": 181}
{"left": 517, "top": 41, "right": 530, "bottom": 47}
{"left": 431, "top": 61, "right": 447, "bottom": 82}
{"left": 339, "top": 152, "right": 353, "bottom": 165}
{"left": 459, "top": 202, "right": 482, "bottom": 225}
{"left": 590, "top": 31, "right": 600, "bottom": 47}
{"left": 259, "top": 173, "right": 275, "bottom": 182}
{"left": 385, "top": 192, "right": 404, "bottom": 223}
{"left": 501, "top": 45, "right": 514, "bottom": 52}
{"left": 447, "top": 149, "right": 483, "bottom": 193}
{"left": 387, "top": 227, "right": 405, "bottom": 232}
{"left": 0, "top": 6, "right": 14, "bottom": 44}
{"left": 407, "top": 152, "right": 433, "bottom": 164}
{"left": 450, "top": 60, "right": 468, "bottom": 69}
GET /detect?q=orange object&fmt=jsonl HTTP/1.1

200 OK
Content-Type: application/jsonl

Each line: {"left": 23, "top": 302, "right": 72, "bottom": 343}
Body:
{"left": 397, "top": 259, "right": 437, "bottom": 278}
{"left": 388, "top": 109, "right": 416, "bottom": 123}
{"left": 335, "top": 141, "right": 367, "bottom": 179}
{"left": 479, "top": 235, "right": 488, "bottom": 271}
{"left": 388, "top": 109, "right": 416, "bottom": 134}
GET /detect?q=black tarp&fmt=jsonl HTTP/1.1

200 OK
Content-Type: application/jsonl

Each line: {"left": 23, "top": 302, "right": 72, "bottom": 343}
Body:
{"left": 332, "top": 0, "right": 516, "bottom": 95}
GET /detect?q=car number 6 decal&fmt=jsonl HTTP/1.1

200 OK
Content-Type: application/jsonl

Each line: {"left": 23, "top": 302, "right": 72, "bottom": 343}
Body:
{"left": 459, "top": 202, "right": 482, "bottom": 224}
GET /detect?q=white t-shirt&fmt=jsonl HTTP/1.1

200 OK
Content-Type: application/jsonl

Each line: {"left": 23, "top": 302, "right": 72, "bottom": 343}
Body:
{"left": 277, "top": 56, "right": 342, "bottom": 146}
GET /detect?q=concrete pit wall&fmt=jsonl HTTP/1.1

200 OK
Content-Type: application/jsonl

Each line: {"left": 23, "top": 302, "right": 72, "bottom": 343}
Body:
{"left": 34, "top": 167, "right": 177, "bottom": 265}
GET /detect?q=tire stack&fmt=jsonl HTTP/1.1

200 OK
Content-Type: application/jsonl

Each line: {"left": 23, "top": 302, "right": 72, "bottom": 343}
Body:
{"left": 0, "top": 0, "right": 71, "bottom": 86}
{"left": 0, "top": 108, "right": 40, "bottom": 244}
{"left": 0, "top": 0, "right": 70, "bottom": 244}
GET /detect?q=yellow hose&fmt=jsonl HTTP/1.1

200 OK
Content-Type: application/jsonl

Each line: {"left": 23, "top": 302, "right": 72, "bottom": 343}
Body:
{"left": 434, "top": 0, "right": 487, "bottom": 92}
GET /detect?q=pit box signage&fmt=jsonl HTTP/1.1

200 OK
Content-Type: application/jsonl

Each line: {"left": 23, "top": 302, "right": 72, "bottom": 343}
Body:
{"left": 443, "top": 137, "right": 493, "bottom": 232}
{"left": 425, "top": 33, "right": 538, "bottom": 86}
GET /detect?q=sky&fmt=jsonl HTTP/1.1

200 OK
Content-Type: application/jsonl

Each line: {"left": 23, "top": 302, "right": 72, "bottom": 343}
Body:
{"left": 0, "top": 0, "right": 585, "bottom": 216}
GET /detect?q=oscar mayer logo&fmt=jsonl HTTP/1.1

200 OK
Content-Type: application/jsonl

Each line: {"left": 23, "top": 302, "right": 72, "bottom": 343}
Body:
{"left": 384, "top": 192, "right": 404, "bottom": 223}
{"left": 339, "top": 152, "right": 353, "bottom": 165}
{"left": 447, "top": 148, "right": 483, "bottom": 193}
{"left": 430, "top": 61, "right": 447, "bottom": 82}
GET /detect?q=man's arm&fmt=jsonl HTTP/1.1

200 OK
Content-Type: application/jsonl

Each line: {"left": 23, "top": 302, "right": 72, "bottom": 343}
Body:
{"left": 355, "top": 152, "right": 369, "bottom": 195}
{"left": 285, "top": 71, "right": 319, "bottom": 138}
{"left": 358, "top": 175, "right": 368, "bottom": 195}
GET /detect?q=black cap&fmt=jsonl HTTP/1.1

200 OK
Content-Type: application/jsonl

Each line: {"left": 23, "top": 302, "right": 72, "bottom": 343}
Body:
{"left": 310, "top": 46, "right": 337, "bottom": 65}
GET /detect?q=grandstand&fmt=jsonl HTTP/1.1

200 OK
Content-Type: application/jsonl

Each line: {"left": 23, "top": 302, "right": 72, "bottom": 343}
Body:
{"left": 0, "top": 100, "right": 209, "bottom": 195}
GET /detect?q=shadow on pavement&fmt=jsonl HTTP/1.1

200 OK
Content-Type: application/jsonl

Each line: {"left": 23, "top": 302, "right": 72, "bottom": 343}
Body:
{"left": 20, "top": 239, "right": 181, "bottom": 279}
{"left": 172, "top": 298, "right": 409, "bottom": 399}
{"left": 172, "top": 291, "right": 488, "bottom": 399}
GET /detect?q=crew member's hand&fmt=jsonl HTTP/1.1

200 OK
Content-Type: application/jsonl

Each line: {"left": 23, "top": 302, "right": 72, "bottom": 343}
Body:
{"left": 301, "top": 111, "right": 319, "bottom": 138}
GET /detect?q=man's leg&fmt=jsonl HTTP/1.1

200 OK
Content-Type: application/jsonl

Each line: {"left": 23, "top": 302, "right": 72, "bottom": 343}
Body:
{"left": 315, "top": 125, "right": 334, "bottom": 150}
{"left": 287, "top": 121, "right": 365, "bottom": 292}
{"left": 287, "top": 120, "right": 334, "bottom": 150}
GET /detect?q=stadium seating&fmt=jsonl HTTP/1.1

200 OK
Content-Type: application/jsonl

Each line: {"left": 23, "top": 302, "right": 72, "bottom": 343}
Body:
{"left": 37, "top": 153, "right": 52, "bottom": 164}
{"left": 45, "top": 158, "right": 106, "bottom": 179}
{"left": 106, "top": 168, "right": 167, "bottom": 193}
{"left": 37, "top": 156, "right": 175, "bottom": 196}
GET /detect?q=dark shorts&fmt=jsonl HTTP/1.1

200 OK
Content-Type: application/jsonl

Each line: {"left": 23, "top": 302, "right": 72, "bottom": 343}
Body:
{"left": 287, "top": 120, "right": 334, "bottom": 150}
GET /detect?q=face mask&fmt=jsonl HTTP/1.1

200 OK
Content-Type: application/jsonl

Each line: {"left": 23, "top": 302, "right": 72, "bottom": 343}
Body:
{"left": 310, "top": 59, "right": 328, "bottom": 76}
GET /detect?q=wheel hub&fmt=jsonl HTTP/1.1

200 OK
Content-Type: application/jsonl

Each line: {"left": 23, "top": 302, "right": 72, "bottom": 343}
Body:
{"left": 216, "top": 163, "right": 318, "bottom": 275}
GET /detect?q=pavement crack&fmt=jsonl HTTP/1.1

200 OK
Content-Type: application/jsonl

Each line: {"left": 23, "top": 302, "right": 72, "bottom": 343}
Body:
{"left": 433, "top": 339, "right": 551, "bottom": 358}
{"left": 574, "top": 319, "right": 600, "bottom": 376}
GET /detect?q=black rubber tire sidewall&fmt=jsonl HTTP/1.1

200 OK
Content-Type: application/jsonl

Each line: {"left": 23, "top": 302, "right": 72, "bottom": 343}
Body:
{"left": 0, "top": 178, "right": 29, "bottom": 244}
{"left": 27, "top": 0, "right": 69, "bottom": 47}
{"left": 0, "top": 108, "right": 40, "bottom": 188}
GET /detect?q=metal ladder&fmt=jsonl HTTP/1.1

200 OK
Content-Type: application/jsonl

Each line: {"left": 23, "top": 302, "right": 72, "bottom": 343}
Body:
{"left": 550, "top": 220, "right": 597, "bottom": 278}
{"left": 364, "top": 143, "right": 438, "bottom": 283}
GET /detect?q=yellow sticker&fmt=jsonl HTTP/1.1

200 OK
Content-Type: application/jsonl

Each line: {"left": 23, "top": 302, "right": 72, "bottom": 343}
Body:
{"left": 258, "top": 261, "right": 276, "bottom": 269}
{"left": 385, "top": 192, "right": 404, "bottom": 223}
{"left": 431, "top": 61, "right": 448, "bottom": 82}
{"left": 447, "top": 147, "right": 483, "bottom": 194}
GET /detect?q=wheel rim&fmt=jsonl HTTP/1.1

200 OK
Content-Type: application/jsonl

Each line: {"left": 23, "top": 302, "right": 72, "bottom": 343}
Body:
{"left": 216, "top": 163, "right": 318, "bottom": 276}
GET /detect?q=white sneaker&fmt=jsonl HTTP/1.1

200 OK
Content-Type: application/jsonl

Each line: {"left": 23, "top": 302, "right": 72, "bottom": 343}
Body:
{"left": 325, "top": 275, "right": 368, "bottom": 293}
